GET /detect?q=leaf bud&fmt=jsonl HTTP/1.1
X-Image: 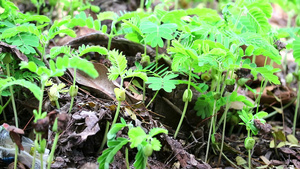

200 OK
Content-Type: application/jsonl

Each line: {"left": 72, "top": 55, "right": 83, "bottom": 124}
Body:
{"left": 286, "top": 73, "right": 293, "bottom": 84}
{"left": 69, "top": 85, "right": 78, "bottom": 97}
{"left": 2, "top": 53, "right": 12, "bottom": 64}
{"left": 182, "top": 89, "right": 193, "bottom": 102}
{"left": 225, "top": 79, "right": 235, "bottom": 85}
{"left": 91, "top": 5, "right": 100, "bottom": 13}
{"left": 213, "top": 92, "right": 221, "bottom": 100}
{"left": 237, "top": 78, "right": 250, "bottom": 87}
{"left": 114, "top": 88, "right": 126, "bottom": 101}
{"left": 48, "top": 84, "right": 59, "bottom": 101}
{"left": 244, "top": 137, "right": 255, "bottom": 150}
{"left": 143, "top": 144, "right": 153, "bottom": 157}
{"left": 141, "top": 55, "right": 150, "bottom": 67}
{"left": 201, "top": 73, "right": 211, "bottom": 81}
{"left": 49, "top": 0, "right": 58, "bottom": 6}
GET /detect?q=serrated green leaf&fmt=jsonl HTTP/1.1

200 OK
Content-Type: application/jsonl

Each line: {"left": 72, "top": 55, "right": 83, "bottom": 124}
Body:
{"left": 148, "top": 128, "right": 168, "bottom": 138}
{"left": 128, "top": 127, "right": 147, "bottom": 148}
{"left": 151, "top": 138, "right": 162, "bottom": 151}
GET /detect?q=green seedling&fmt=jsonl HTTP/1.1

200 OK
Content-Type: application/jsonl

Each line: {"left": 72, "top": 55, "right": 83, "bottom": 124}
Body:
{"left": 98, "top": 118, "right": 168, "bottom": 169}
{"left": 238, "top": 108, "right": 268, "bottom": 168}
{"left": 100, "top": 50, "right": 147, "bottom": 152}
{"left": 107, "top": 49, "right": 147, "bottom": 127}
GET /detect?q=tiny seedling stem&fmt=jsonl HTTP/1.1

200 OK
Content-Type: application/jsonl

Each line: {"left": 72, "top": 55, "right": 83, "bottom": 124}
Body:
{"left": 293, "top": 82, "right": 300, "bottom": 136}
{"left": 98, "top": 121, "right": 110, "bottom": 153}
{"left": 140, "top": 0, "right": 145, "bottom": 9}
{"left": 7, "top": 63, "right": 19, "bottom": 169}
{"left": 14, "top": 145, "right": 18, "bottom": 169}
{"left": 55, "top": 100, "right": 60, "bottom": 109}
{"left": 174, "top": 67, "right": 192, "bottom": 139}
{"left": 174, "top": 100, "right": 188, "bottom": 139}
{"left": 125, "top": 147, "right": 130, "bottom": 169}
{"left": 146, "top": 90, "right": 159, "bottom": 108}
{"left": 47, "top": 132, "right": 60, "bottom": 169}
{"left": 218, "top": 103, "right": 230, "bottom": 166}
{"left": 111, "top": 100, "right": 122, "bottom": 127}
{"left": 6, "top": 63, "right": 18, "bottom": 128}
{"left": 248, "top": 130, "right": 251, "bottom": 169}
{"left": 69, "top": 68, "right": 77, "bottom": 113}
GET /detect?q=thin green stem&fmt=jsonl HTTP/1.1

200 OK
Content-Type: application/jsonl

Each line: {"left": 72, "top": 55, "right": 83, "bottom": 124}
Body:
{"left": 6, "top": 63, "right": 18, "bottom": 128}
{"left": 174, "top": 0, "right": 178, "bottom": 10}
{"left": 111, "top": 100, "right": 122, "bottom": 128}
{"left": 38, "top": 83, "right": 45, "bottom": 115}
{"left": 107, "top": 22, "right": 115, "bottom": 51}
{"left": 205, "top": 70, "right": 222, "bottom": 162}
{"left": 40, "top": 151, "right": 44, "bottom": 169}
{"left": 31, "top": 145, "right": 37, "bottom": 169}
{"left": 98, "top": 121, "right": 110, "bottom": 153}
{"left": 14, "top": 145, "right": 18, "bottom": 169}
{"left": 69, "top": 68, "right": 77, "bottom": 113}
{"left": 140, "top": 0, "right": 145, "bottom": 9}
{"left": 174, "top": 67, "right": 192, "bottom": 139}
{"left": 0, "top": 97, "right": 11, "bottom": 121}
{"left": 142, "top": 81, "right": 146, "bottom": 104}
{"left": 146, "top": 90, "right": 159, "bottom": 108}
{"left": 174, "top": 101, "right": 188, "bottom": 139}
{"left": 55, "top": 100, "right": 60, "bottom": 109}
{"left": 218, "top": 104, "right": 230, "bottom": 166}
{"left": 125, "top": 147, "right": 130, "bottom": 169}
{"left": 205, "top": 99, "right": 216, "bottom": 163}
{"left": 248, "top": 130, "right": 251, "bottom": 169}
{"left": 47, "top": 132, "right": 60, "bottom": 169}
{"left": 293, "top": 82, "right": 300, "bottom": 136}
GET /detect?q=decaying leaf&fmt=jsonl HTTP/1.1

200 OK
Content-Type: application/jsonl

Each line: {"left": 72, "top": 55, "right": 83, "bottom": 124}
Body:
{"left": 0, "top": 41, "right": 28, "bottom": 62}
{"left": 2, "top": 123, "right": 25, "bottom": 151}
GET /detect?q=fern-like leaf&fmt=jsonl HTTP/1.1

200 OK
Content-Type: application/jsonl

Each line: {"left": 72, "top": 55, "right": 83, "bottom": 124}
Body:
{"left": 293, "top": 37, "right": 300, "bottom": 64}
{"left": 247, "top": 7, "right": 270, "bottom": 33}
{"left": 78, "top": 46, "right": 108, "bottom": 56}
{"left": 49, "top": 46, "right": 72, "bottom": 59}
{"left": 69, "top": 57, "right": 99, "bottom": 79}
{"left": 0, "top": 79, "right": 41, "bottom": 100}
{"left": 107, "top": 50, "right": 127, "bottom": 80}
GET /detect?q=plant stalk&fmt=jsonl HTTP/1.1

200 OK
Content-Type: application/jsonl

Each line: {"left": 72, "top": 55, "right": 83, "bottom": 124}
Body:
{"left": 293, "top": 81, "right": 300, "bottom": 136}
{"left": 174, "top": 67, "right": 192, "bottom": 139}
{"left": 69, "top": 68, "right": 77, "bottom": 113}
{"left": 146, "top": 90, "right": 159, "bottom": 108}
{"left": 125, "top": 147, "right": 130, "bottom": 169}
{"left": 98, "top": 121, "right": 110, "bottom": 153}
{"left": 6, "top": 63, "right": 18, "bottom": 128}
{"left": 111, "top": 100, "right": 122, "bottom": 128}
{"left": 47, "top": 132, "right": 60, "bottom": 169}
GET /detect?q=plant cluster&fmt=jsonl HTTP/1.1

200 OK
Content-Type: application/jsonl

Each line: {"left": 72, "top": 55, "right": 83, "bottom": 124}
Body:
{"left": 1, "top": 0, "right": 300, "bottom": 168}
